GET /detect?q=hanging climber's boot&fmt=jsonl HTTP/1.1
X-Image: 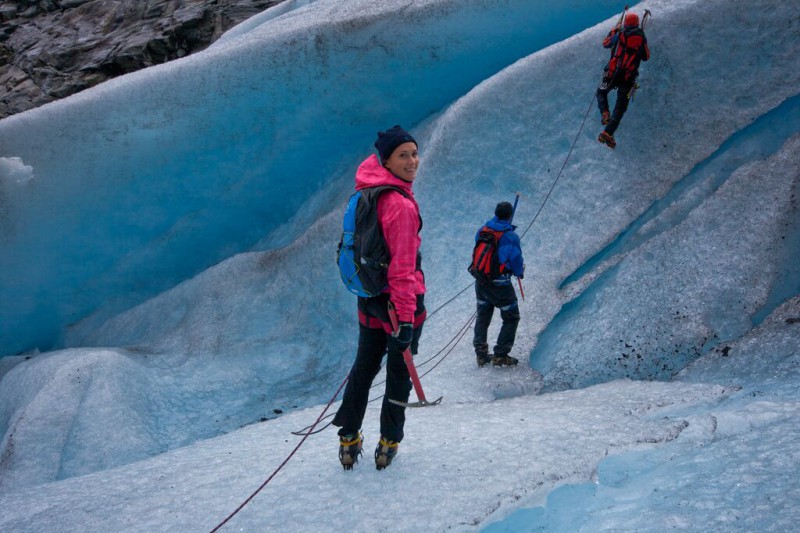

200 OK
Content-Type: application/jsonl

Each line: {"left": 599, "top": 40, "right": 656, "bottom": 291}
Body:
{"left": 598, "top": 131, "right": 616, "bottom": 149}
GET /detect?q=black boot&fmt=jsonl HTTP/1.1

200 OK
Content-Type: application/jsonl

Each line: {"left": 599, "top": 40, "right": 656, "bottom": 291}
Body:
{"left": 339, "top": 432, "right": 363, "bottom": 470}
{"left": 598, "top": 131, "right": 616, "bottom": 149}
{"left": 374, "top": 436, "right": 399, "bottom": 470}
{"left": 491, "top": 354, "right": 519, "bottom": 367}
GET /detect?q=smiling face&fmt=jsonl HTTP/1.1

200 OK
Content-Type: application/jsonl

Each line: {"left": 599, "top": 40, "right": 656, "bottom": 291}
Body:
{"left": 383, "top": 142, "right": 419, "bottom": 182}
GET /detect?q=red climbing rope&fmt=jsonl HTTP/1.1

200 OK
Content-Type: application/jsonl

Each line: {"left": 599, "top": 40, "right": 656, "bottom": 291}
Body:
{"left": 208, "top": 374, "right": 350, "bottom": 532}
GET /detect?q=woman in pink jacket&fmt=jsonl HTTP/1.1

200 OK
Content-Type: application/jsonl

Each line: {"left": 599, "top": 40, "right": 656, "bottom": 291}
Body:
{"left": 333, "top": 125, "right": 426, "bottom": 471}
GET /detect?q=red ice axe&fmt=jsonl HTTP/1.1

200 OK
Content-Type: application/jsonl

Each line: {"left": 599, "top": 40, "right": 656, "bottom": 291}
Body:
{"left": 387, "top": 303, "right": 442, "bottom": 408}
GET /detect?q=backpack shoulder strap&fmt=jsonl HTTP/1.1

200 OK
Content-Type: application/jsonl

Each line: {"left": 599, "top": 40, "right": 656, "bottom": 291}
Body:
{"left": 361, "top": 185, "right": 409, "bottom": 201}
{"left": 363, "top": 185, "right": 422, "bottom": 233}
{"left": 483, "top": 226, "right": 505, "bottom": 237}
{"left": 359, "top": 185, "right": 412, "bottom": 222}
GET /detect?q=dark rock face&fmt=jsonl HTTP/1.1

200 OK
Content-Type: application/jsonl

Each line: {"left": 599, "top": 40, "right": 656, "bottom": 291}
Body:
{"left": 0, "top": 0, "right": 284, "bottom": 119}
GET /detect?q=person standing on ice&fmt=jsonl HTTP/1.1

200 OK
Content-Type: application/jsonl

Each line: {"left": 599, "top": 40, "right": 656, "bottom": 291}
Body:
{"left": 596, "top": 11, "right": 650, "bottom": 149}
{"left": 470, "top": 201, "right": 524, "bottom": 368}
{"left": 332, "top": 125, "right": 426, "bottom": 471}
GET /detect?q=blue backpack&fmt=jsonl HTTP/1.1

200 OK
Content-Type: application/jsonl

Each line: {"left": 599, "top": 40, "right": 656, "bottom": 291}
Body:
{"left": 337, "top": 186, "right": 408, "bottom": 297}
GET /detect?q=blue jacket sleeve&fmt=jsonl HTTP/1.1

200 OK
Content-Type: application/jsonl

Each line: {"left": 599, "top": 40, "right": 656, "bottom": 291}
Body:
{"left": 498, "top": 231, "right": 525, "bottom": 278}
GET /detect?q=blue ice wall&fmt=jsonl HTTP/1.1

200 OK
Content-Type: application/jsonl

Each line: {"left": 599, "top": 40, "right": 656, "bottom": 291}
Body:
{"left": 0, "top": 0, "right": 625, "bottom": 356}
{"left": 2, "top": 0, "right": 799, "bottom": 491}
{"left": 530, "top": 100, "right": 800, "bottom": 392}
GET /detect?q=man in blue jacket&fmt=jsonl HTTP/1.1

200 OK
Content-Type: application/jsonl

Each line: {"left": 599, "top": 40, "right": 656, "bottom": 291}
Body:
{"left": 472, "top": 201, "right": 525, "bottom": 367}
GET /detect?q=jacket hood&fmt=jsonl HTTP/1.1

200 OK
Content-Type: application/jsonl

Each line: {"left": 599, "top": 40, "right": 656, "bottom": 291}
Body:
{"left": 486, "top": 216, "right": 516, "bottom": 232}
{"left": 355, "top": 154, "right": 414, "bottom": 195}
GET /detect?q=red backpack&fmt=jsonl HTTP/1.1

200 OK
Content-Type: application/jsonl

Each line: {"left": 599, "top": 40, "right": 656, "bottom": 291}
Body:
{"left": 468, "top": 227, "right": 506, "bottom": 284}
{"left": 607, "top": 29, "right": 647, "bottom": 82}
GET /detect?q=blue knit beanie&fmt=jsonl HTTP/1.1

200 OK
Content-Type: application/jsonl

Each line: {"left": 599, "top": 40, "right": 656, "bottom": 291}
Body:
{"left": 374, "top": 125, "right": 417, "bottom": 164}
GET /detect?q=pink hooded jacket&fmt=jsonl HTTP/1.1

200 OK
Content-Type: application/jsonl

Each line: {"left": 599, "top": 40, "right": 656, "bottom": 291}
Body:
{"left": 355, "top": 154, "right": 425, "bottom": 323}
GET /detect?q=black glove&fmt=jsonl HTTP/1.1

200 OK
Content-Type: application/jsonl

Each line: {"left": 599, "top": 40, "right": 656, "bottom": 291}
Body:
{"left": 393, "top": 322, "right": 414, "bottom": 352}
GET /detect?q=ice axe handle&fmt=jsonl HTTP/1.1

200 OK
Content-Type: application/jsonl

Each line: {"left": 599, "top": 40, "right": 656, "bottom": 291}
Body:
{"left": 387, "top": 302, "right": 440, "bottom": 407}
{"left": 616, "top": 4, "right": 629, "bottom": 29}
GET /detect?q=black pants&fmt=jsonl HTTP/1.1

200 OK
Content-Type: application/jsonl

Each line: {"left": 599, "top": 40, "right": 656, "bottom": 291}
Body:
{"left": 596, "top": 77, "right": 634, "bottom": 136}
{"left": 473, "top": 282, "right": 520, "bottom": 357}
{"left": 333, "top": 296, "right": 425, "bottom": 443}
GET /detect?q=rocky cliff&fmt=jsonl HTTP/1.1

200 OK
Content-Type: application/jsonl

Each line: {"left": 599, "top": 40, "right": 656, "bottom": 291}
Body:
{"left": 0, "top": 0, "right": 283, "bottom": 119}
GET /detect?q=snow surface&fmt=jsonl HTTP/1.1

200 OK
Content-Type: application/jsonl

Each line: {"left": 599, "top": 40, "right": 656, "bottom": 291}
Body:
{"left": 1, "top": 0, "right": 799, "bottom": 531}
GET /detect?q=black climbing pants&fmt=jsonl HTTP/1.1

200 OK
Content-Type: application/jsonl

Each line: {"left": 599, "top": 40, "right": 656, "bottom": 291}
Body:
{"left": 333, "top": 301, "right": 424, "bottom": 443}
{"left": 473, "top": 282, "right": 520, "bottom": 358}
{"left": 596, "top": 78, "right": 635, "bottom": 136}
